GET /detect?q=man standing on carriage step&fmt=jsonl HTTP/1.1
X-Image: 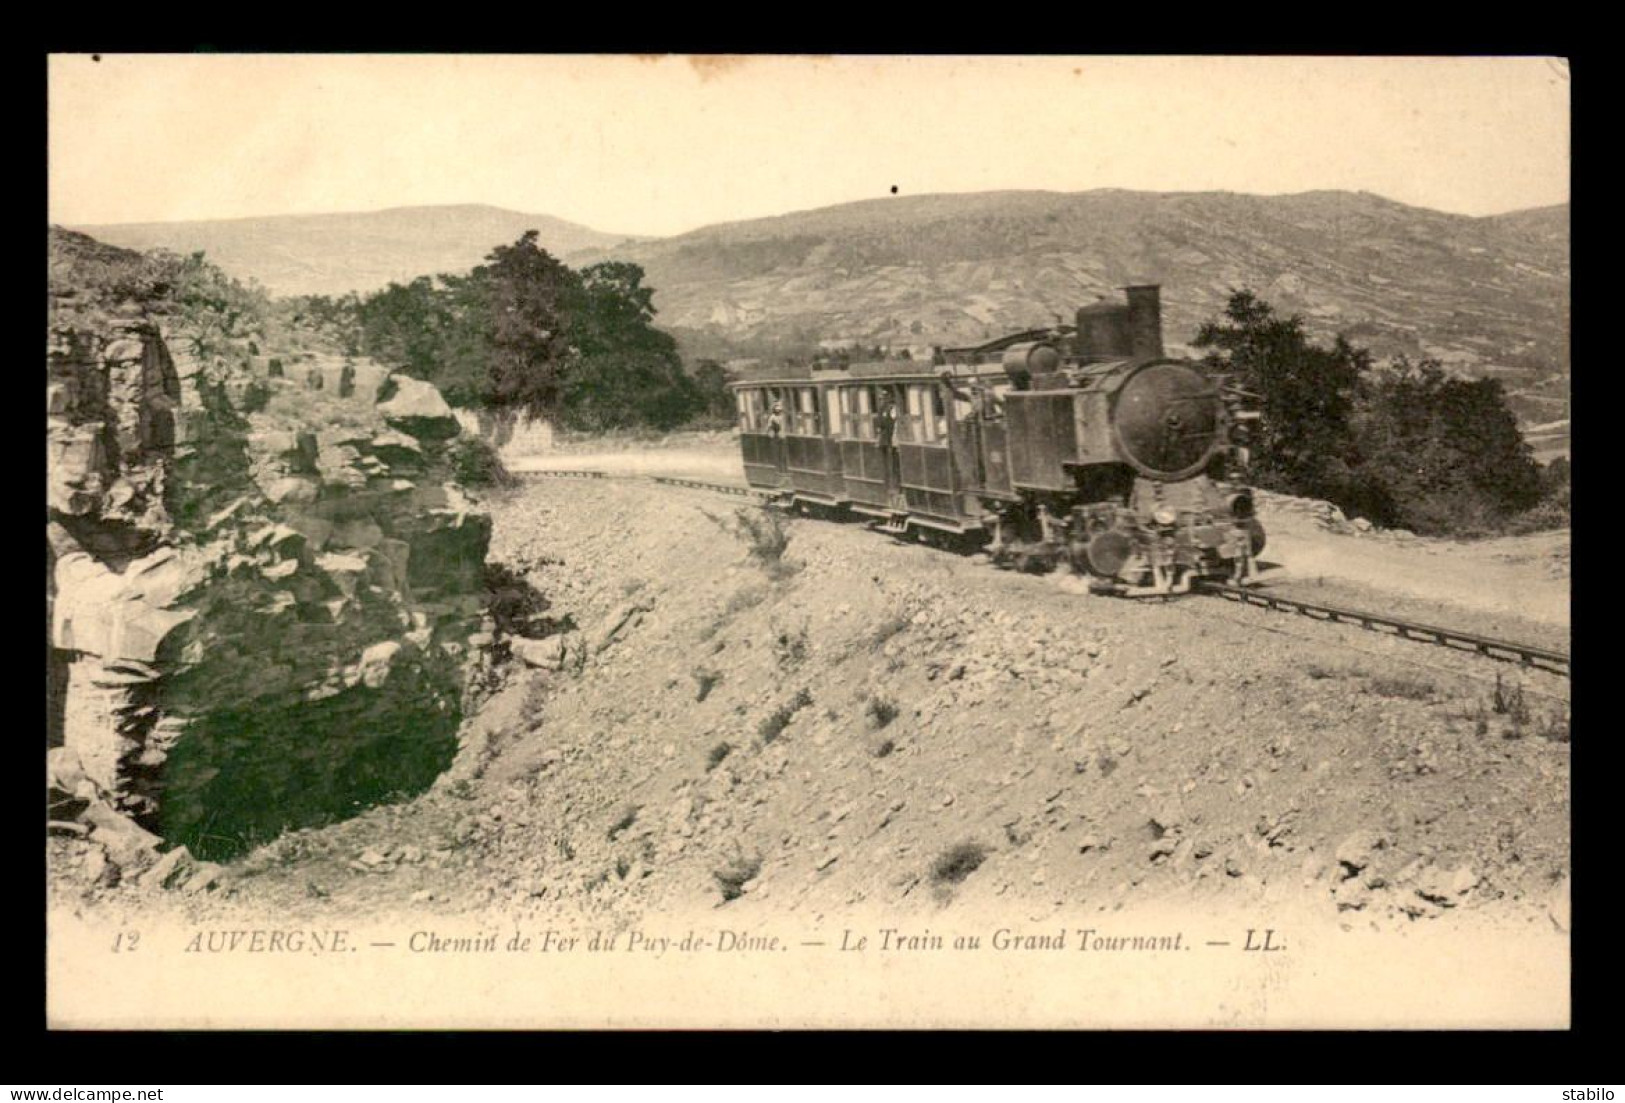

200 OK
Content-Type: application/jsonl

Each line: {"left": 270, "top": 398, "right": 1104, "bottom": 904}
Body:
{"left": 876, "top": 396, "right": 901, "bottom": 507}
{"left": 768, "top": 400, "right": 787, "bottom": 476}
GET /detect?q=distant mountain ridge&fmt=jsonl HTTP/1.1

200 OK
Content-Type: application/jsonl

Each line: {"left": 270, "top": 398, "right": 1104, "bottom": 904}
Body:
{"left": 70, "top": 190, "right": 1569, "bottom": 425}
{"left": 70, "top": 204, "right": 646, "bottom": 298}
{"left": 575, "top": 189, "right": 1569, "bottom": 425}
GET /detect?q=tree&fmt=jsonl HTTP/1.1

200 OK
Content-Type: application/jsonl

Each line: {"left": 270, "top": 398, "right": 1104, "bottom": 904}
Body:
{"left": 1196, "top": 289, "right": 1545, "bottom": 536}
{"left": 690, "top": 359, "right": 736, "bottom": 422}
{"left": 348, "top": 233, "right": 705, "bottom": 431}
{"left": 469, "top": 232, "right": 584, "bottom": 417}
{"left": 1350, "top": 357, "right": 1543, "bottom": 533}
{"left": 1193, "top": 290, "right": 1369, "bottom": 502}
{"left": 557, "top": 261, "right": 700, "bottom": 430}
{"left": 356, "top": 277, "right": 470, "bottom": 398}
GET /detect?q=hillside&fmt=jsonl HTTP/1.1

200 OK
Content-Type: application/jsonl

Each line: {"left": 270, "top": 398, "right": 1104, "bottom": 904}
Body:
{"left": 70, "top": 204, "right": 645, "bottom": 298}
{"left": 582, "top": 190, "right": 1569, "bottom": 424}
{"left": 49, "top": 466, "right": 1571, "bottom": 1026}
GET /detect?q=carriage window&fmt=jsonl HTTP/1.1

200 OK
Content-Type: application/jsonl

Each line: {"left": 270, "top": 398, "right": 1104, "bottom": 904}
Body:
{"left": 797, "top": 387, "right": 819, "bottom": 435}
{"left": 736, "top": 392, "right": 751, "bottom": 431}
{"left": 826, "top": 388, "right": 843, "bottom": 437}
{"left": 905, "top": 384, "right": 942, "bottom": 443}
{"left": 850, "top": 386, "right": 874, "bottom": 440}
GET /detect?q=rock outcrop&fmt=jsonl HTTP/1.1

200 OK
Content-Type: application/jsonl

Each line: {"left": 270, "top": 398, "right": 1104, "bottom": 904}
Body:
{"left": 48, "top": 229, "right": 492, "bottom": 860}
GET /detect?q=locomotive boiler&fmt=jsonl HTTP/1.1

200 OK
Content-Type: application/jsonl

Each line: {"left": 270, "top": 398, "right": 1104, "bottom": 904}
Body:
{"left": 731, "top": 285, "right": 1264, "bottom": 595}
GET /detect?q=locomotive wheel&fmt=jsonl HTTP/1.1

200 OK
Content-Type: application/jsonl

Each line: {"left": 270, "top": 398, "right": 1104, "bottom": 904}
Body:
{"left": 1084, "top": 531, "right": 1134, "bottom": 578}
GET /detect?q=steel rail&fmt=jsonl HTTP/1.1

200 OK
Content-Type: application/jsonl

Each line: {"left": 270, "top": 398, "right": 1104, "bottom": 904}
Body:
{"left": 515, "top": 469, "right": 609, "bottom": 479}
{"left": 1195, "top": 581, "right": 1570, "bottom": 677}
{"left": 648, "top": 476, "right": 779, "bottom": 500}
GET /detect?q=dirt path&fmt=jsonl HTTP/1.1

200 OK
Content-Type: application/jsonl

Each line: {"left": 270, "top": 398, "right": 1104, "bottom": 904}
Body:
{"left": 1259, "top": 507, "right": 1570, "bottom": 632}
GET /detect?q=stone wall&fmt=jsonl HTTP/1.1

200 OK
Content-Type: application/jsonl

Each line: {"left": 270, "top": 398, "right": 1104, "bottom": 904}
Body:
{"left": 48, "top": 231, "right": 492, "bottom": 860}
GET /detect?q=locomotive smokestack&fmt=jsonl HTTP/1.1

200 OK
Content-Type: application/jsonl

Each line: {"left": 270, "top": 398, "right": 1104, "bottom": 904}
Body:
{"left": 1124, "top": 284, "right": 1164, "bottom": 359}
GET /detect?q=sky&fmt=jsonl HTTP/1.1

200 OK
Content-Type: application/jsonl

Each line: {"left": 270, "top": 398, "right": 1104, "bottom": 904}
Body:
{"left": 48, "top": 54, "right": 1570, "bottom": 235}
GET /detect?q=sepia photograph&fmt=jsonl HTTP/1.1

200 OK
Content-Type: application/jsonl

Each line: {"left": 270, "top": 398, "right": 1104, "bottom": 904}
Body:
{"left": 45, "top": 53, "right": 1571, "bottom": 1029}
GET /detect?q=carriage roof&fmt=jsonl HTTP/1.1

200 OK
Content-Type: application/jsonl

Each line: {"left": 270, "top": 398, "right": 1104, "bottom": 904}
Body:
{"left": 728, "top": 359, "right": 1022, "bottom": 390}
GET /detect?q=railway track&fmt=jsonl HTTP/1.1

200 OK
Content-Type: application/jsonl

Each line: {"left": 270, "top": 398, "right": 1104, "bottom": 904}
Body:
{"left": 519, "top": 467, "right": 1571, "bottom": 679}
{"left": 1195, "top": 581, "right": 1570, "bottom": 678}
{"left": 648, "top": 476, "right": 779, "bottom": 500}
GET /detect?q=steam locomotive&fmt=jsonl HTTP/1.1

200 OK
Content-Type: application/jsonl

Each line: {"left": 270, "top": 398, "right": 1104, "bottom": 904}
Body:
{"left": 730, "top": 285, "right": 1264, "bottom": 595}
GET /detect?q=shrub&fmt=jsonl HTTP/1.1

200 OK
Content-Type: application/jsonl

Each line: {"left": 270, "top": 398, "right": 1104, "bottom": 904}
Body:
{"left": 449, "top": 436, "right": 518, "bottom": 490}
{"left": 1536, "top": 708, "right": 1570, "bottom": 743}
{"left": 693, "top": 667, "right": 723, "bottom": 703}
{"left": 705, "top": 741, "right": 733, "bottom": 770}
{"left": 1505, "top": 484, "right": 1570, "bottom": 535}
{"left": 483, "top": 562, "right": 568, "bottom": 643}
{"left": 774, "top": 621, "right": 810, "bottom": 668}
{"left": 1492, "top": 674, "right": 1531, "bottom": 726}
{"left": 866, "top": 695, "right": 899, "bottom": 729}
{"left": 869, "top": 610, "right": 912, "bottom": 650}
{"left": 1196, "top": 290, "right": 1546, "bottom": 538}
{"left": 607, "top": 805, "right": 641, "bottom": 841}
{"left": 931, "top": 841, "right": 988, "bottom": 885}
{"left": 702, "top": 506, "right": 796, "bottom": 577}
{"left": 1367, "top": 674, "right": 1435, "bottom": 701}
{"left": 759, "top": 688, "right": 813, "bottom": 743}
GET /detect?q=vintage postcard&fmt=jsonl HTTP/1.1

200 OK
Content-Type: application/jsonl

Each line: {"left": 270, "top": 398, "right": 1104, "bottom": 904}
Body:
{"left": 46, "top": 53, "right": 1571, "bottom": 1029}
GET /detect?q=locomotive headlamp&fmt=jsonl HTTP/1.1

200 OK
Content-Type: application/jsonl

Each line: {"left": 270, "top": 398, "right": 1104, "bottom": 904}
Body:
{"left": 1153, "top": 508, "right": 1177, "bottom": 526}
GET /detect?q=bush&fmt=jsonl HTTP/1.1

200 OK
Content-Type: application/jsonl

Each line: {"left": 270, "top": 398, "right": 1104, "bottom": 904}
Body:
{"left": 1367, "top": 674, "right": 1436, "bottom": 701}
{"left": 483, "top": 562, "right": 568, "bottom": 644}
{"left": 773, "top": 621, "right": 810, "bottom": 668}
{"left": 692, "top": 667, "right": 723, "bottom": 702}
{"left": 701, "top": 507, "right": 797, "bottom": 578}
{"left": 736, "top": 509, "right": 791, "bottom": 564}
{"left": 1492, "top": 674, "right": 1530, "bottom": 727}
{"left": 607, "top": 805, "right": 641, "bottom": 841}
{"left": 866, "top": 695, "right": 899, "bottom": 729}
{"left": 931, "top": 841, "right": 988, "bottom": 885}
{"left": 759, "top": 688, "right": 813, "bottom": 743}
{"left": 449, "top": 436, "right": 518, "bottom": 490}
{"left": 1197, "top": 291, "right": 1546, "bottom": 538}
{"left": 1505, "top": 481, "right": 1570, "bottom": 535}
{"left": 705, "top": 741, "right": 733, "bottom": 770}
{"left": 869, "top": 610, "right": 912, "bottom": 650}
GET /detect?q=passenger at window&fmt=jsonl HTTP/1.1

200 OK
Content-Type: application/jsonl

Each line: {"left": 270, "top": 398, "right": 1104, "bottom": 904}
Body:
{"left": 877, "top": 397, "right": 901, "bottom": 501}
{"left": 876, "top": 398, "right": 898, "bottom": 449}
